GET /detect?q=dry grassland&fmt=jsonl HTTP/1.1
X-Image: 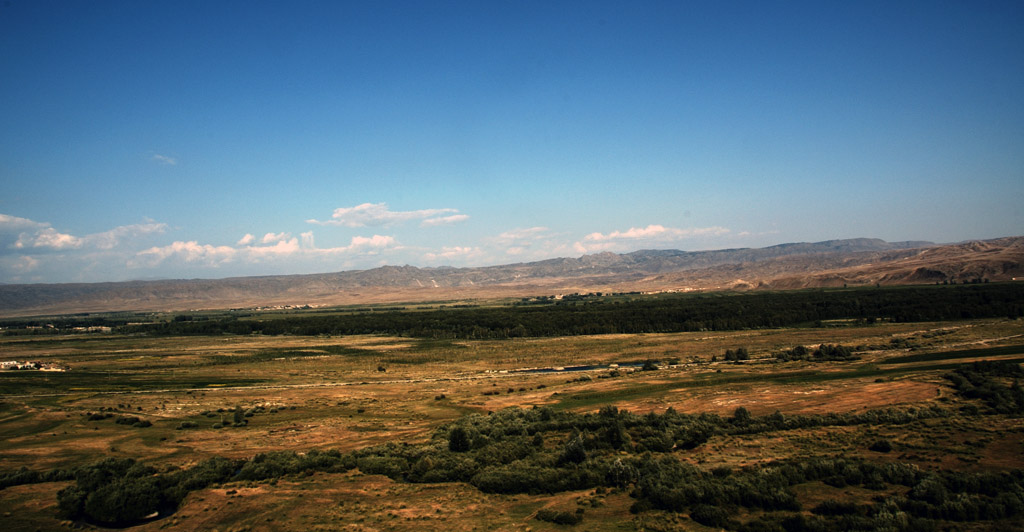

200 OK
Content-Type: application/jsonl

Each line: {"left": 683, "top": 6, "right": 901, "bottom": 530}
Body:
{"left": 1, "top": 318, "right": 1023, "bottom": 530}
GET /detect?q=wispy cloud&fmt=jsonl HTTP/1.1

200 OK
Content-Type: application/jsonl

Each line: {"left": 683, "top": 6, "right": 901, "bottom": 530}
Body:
{"left": 421, "top": 214, "right": 469, "bottom": 227}
{"left": 246, "top": 238, "right": 301, "bottom": 257}
{"left": 344, "top": 234, "right": 396, "bottom": 250}
{"left": 15, "top": 227, "right": 82, "bottom": 250}
{"left": 261, "top": 232, "right": 292, "bottom": 244}
{"left": 152, "top": 153, "right": 177, "bottom": 165}
{"left": 132, "top": 241, "right": 237, "bottom": 268}
{"left": 575, "top": 224, "right": 731, "bottom": 253}
{"left": 474, "top": 226, "right": 562, "bottom": 261}
{"left": 493, "top": 227, "right": 550, "bottom": 243}
{"left": 11, "top": 255, "right": 39, "bottom": 273}
{"left": 423, "top": 246, "right": 482, "bottom": 262}
{"left": 306, "top": 203, "right": 461, "bottom": 227}
{"left": 86, "top": 222, "right": 168, "bottom": 249}
{"left": 2, "top": 214, "right": 167, "bottom": 253}
{"left": 300, "top": 231, "right": 314, "bottom": 248}
{"left": 0, "top": 254, "right": 43, "bottom": 283}
{"left": 583, "top": 224, "right": 730, "bottom": 242}
{"left": 131, "top": 231, "right": 400, "bottom": 269}
{"left": 0, "top": 214, "right": 48, "bottom": 231}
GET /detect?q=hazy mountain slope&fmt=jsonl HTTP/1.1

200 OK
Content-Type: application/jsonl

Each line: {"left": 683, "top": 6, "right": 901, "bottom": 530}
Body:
{"left": 2, "top": 237, "right": 1021, "bottom": 317}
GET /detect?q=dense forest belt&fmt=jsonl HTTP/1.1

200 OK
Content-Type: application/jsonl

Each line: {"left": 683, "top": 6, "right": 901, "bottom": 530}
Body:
{"left": 118, "top": 283, "right": 1024, "bottom": 338}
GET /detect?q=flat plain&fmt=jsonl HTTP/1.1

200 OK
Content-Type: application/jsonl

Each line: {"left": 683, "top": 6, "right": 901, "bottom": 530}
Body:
{"left": 2, "top": 302, "right": 1024, "bottom": 531}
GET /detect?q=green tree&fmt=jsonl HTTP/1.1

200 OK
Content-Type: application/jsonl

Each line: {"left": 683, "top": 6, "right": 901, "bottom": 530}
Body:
{"left": 731, "top": 406, "right": 751, "bottom": 425}
{"left": 448, "top": 426, "right": 471, "bottom": 452}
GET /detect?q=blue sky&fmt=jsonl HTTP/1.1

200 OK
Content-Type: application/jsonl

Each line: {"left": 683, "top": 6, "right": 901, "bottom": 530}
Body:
{"left": 1, "top": 1, "right": 1022, "bottom": 283}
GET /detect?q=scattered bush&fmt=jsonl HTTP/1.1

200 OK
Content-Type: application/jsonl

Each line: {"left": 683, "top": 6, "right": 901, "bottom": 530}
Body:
{"left": 535, "top": 508, "right": 584, "bottom": 525}
{"left": 869, "top": 439, "right": 893, "bottom": 453}
{"left": 689, "top": 504, "right": 734, "bottom": 528}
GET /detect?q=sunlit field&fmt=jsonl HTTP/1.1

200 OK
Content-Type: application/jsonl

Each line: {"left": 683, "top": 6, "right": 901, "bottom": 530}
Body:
{"left": 2, "top": 311, "right": 1023, "bottom": 531}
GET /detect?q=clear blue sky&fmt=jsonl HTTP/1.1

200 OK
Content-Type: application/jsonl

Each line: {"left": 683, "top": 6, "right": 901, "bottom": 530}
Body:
{"left": 2, "top": 0, "right": 1022, "bottom": 283}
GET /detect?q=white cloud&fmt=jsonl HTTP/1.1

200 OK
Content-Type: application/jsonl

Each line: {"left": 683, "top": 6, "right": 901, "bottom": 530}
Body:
{"left": 494, "top": 227, "right": 550, "bottom": 243}
{"left": 482, "top": 226, "right": 558, "bottom": 258}
{"left": 420, "top": 214, "right": 469, "bottom": 227}
{"left": 306, "top": 202, "right": 460, "bottom": 227}
{"left": 346, "top": 234, "right": 396, "bottom": 250}
{"left": 261, "top": 232, "right": 291, "bottom": 244}
{"left": 300, "top": 231, "right": 314, "bottom": 249}
{"left": 11, "top": 255, "right": 39, "bottom": 273}
{"left": 152, "top": 154, "right": 177, "bottom": 165}
{"left": 302, "top": 234, "right": 398, "bottom": 255}
{"left": 247, "top": 238, "right": 301, "bottom": 257}
{"left": 16, "top": 227, "right": 82, "bottom": 249}
{"left": 2, "top": 214, "right": 167, "bottom": 252}
{"left": 574, "top": 224, "right": 732, "bottom": 254}
{"left": 132, "top": 241, "right": 238, "bottom": 267}
{"left": 584, "top": 224, "right": 730, "bottom": 242}
{"left": 131, "top": 231, "right": 400, "bottom": 270}
{"left": 423, "top": 246, "right": 481, "bottom": 261}
{"left": 0, "top": 214, "right": 48, "bottom": 231}
{"left": 85, "top": 222, "right": 168, "bottom": 249}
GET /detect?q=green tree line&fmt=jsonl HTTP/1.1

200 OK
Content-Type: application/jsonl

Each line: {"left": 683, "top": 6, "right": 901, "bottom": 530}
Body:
{"left": 117, "top": 283, "right": 1024, "bottom": 338}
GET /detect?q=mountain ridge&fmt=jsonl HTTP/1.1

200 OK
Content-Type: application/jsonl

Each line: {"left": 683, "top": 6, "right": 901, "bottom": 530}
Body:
{"left": 2, "top": 236, "right": 1022, "bottom": 317}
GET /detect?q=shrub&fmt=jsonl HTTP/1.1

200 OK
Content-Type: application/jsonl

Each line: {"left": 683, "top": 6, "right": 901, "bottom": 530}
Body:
{"left": 558, "top": 435, "right": 587, "bottom": 465}
{"left": 448, "top": 426, "right": 471, "bottom": 452}
{"left": 812, "top": 499, "right": 860, "bottom": 516}
{"left": 689, "top": 504, "right": 733, "bottom": 528}
{"left": 356, "top": 456, "right": 409, "bottom": 480}
{"left": 56, "top": 458, "right": 163, "bottom": 526}
{"left": 869, "top": 439, "right": 893, "bottom": 453}
{"left": 536, "top": 508, "right": 584, "bottom": 525}
{"left": 82, "top": 476, "right": 162, "bottom": 526}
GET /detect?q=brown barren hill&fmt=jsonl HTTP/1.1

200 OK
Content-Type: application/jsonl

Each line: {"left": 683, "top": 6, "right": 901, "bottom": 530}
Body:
{"left": 1, "top": 236, "right": 1022, "bottom": 316}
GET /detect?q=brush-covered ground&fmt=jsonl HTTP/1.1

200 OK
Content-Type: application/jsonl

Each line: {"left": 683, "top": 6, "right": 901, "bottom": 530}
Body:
{"left": 2, "top": 317, "right": 1023, "bottom": 531}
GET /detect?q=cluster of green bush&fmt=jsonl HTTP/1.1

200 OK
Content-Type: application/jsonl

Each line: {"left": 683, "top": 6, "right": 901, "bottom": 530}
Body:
{"left": 84, "top": 411, "right": 151, "bottom": 428}
{"left": 722, "top": 347, "right": 750, "bottom": 361}
{"left": 775, "top": 343, "right": 859, "bottom": 362}
{"left": 113, "top": 415, "right": 152, "bottom": 428}
{"left": 535, "top": 508, "right": 584, "bottom": 525}
{"left": 52, "top": 452, "right": 354, "bottom": 526}
{"left": 192, "top": 404, "right": 289, "bottom": 429}
{"left": 32, "top": 401, "right": 1022, "bottom": 529}
{"left": 946, "top": 360, "right": 1024, "bottom": 414}
{"left": 0, "top": 467, "right": 74, "bottom": 490}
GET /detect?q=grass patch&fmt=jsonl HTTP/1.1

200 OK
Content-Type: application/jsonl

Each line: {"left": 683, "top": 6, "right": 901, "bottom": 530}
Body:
{"left": 0, "top": 371, "right": 267, "bottom": 394}
{"left": 882, "top": 344, "right": 1024, "bottom": 364}
{"left": 555, "top": 358, "right": 1024, "bottom": 410}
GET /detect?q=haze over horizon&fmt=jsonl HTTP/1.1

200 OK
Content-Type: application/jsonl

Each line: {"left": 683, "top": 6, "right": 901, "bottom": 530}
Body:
{"left": 2, "top": 1, "right": 1022, "bottom": 284}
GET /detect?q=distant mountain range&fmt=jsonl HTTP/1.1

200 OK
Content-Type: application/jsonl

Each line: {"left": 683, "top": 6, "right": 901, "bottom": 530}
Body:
{"left": 1, "top": 236, "right": 1022, "bottom": 317}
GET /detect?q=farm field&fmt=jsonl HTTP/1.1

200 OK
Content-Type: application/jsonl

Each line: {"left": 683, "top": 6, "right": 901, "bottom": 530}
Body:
{"left": 2, "top": 313, "right": 1024, "bottom": 531}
